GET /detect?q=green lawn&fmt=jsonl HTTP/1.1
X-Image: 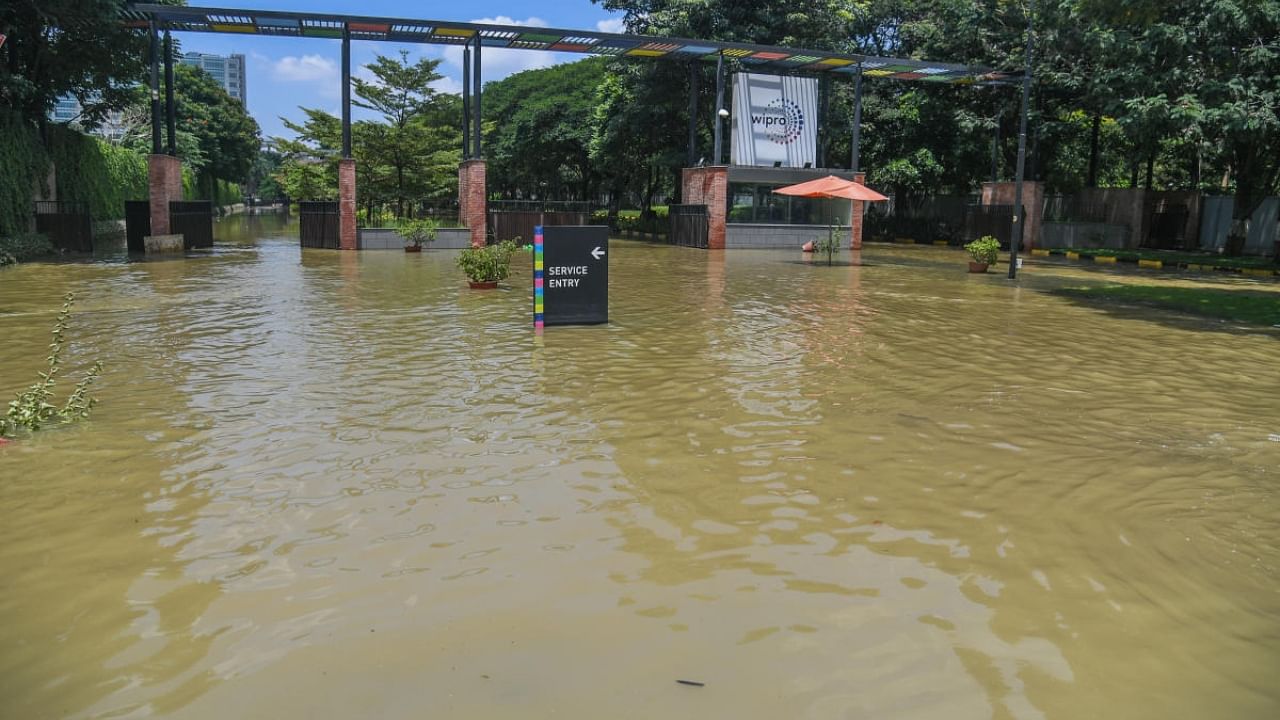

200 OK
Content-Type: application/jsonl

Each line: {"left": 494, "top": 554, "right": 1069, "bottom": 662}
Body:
{"left": 1055, "top": 284, "right": 1280, "bottom": 326}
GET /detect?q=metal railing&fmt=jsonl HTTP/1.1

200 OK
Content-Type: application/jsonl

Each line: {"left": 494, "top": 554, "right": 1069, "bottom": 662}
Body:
{"left": 299, "top": 201, "right": 340, "bottom": 249}
{"left": 34, "top": 201, "right": 93, "bottom": 253}
{"left": 668, "top": 204, "right": 709, "bottom": 248}
{"left": 169, "top": 201, "right": 214, "bottom": 249}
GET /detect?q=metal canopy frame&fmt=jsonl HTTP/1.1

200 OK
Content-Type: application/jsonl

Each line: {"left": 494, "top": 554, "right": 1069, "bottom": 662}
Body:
{"left": 122, "top": 3, "right": 1019, "bottom": 86}
{"left": 124, "top": 2, "right": 1032, "bottom": 277}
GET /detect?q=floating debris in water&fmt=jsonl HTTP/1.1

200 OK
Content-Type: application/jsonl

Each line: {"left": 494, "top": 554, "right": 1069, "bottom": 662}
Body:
{"left": 676, "top": 680, "right": 705, "bottom": 687}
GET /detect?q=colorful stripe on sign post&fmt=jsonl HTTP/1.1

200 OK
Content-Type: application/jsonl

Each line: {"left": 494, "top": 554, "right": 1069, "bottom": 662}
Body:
{"left": 533, "top": 225, "right": 544, "bottom": 331}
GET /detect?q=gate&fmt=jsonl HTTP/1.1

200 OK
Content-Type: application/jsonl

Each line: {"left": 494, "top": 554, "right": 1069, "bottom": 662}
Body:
{"left": 124, "top": 200, "right": 150, "bottom": 253}
{"left": 1144, "top": 205, "right": 1190, "bottom": 250}
{"left": 33, "top": 201, "right": 93, "bottom": 252}
{"left": 668, "top": 204, "right": 709, "bottom": 248}
{"left": 299, "top": 201, "right": 340, "bottom": 249}
{"left": 488, "top": 200, "right": 590, "bottom": 244}
{"left": 964, "top": 204, "right": 1021, "bottom": 250}
{"left": 169, "top": 201, "right": 214, "bottom": 249}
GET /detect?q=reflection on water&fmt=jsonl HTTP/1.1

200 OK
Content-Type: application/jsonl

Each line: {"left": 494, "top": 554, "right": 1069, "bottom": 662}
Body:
{"left": 2, "top": 213, "right": 1278, "bottom": 719}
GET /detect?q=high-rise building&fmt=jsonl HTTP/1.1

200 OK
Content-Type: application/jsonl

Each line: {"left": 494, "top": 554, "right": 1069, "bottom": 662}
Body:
{"left": 50, "top": 50, "right": 247, "bottom": 139}
{"left": 180, "top": 52, "right": 247, "bottom": 104}
{"left": 48, "top": 95, "right": 129, "bottom": 141}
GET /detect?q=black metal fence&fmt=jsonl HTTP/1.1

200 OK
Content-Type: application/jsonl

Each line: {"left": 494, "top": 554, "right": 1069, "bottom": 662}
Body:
{"left": 34, "top": 201, "right": 93, "bottom": 252}
{"left": 124, "top": 200, "right": 151, "bottom": 253}
{"left": 1144, "top": 205, "right": 1191, "bottom": 250}
{"left": 299, "top": 201, "right": 340, "bottom": 249}
{"left": 668, "top": 204, "right": 709, "bottom": 249}
{"left": 359, "top": 201, "right": 460, "bottom": 229}
{"left": 488, "top": 200, "right": 591, "bottom": 244}
{"left": 964, "top": 204, "right": 1022, "bottom": 249}
{"left": 169, "top": 201, "right": 213, "bottom": 249}
{"left": 1043, "top": 194, "right": 1112, "bottom": 223}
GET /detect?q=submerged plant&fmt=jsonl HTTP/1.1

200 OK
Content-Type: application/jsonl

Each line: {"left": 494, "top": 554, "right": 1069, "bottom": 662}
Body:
{"left": 0, "top": 293, "right": 104, "bottom": 438}
{"left": 815, "top": 226, "right": 843, "bottom": 266}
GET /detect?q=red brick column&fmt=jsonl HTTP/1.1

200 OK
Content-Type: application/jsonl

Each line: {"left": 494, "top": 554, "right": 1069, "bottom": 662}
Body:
{"left": 148, "top": 154, "right": 183, "bottom": 236}
{"left": 459, "top": 159, "right": 487, "bottom": 248}
{"left": 851, "top": 172, "right": 867, "bottom": 250}
{"left": 681, "top": 166, "right": 728, "bottom": 250}
{"left": 338, "top": 159, "right": 357, "bottom": 251}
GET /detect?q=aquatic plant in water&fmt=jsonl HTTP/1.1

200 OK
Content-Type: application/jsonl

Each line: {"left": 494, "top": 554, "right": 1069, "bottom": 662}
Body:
{"left": 0, "top": 293, "right": 103, "bottom": 438}
{"left": 816, "top": 226, "right": 843, "bottom": 266}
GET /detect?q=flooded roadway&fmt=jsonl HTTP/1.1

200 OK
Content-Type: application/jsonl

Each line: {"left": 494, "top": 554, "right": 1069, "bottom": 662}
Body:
{"left": 1, "top": 214, "right": 1278, "bottom": 719}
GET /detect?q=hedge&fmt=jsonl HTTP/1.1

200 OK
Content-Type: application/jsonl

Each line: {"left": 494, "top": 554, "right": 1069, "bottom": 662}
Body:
{"left": 0, "top": 111, "right": 49, "bottom": 238}
{"left": 0, "top": 111, "right": 243, "bottom": 237}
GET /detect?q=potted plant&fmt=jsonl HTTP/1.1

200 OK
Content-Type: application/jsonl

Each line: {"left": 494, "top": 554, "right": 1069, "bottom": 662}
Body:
{"left": 398, "top": 218, "right": 438, "bottom": 253}
{"left": 457, "top": 239, "right": 519, "bottom": 289}
{"left": 964, "top": 235, "right": 1000, "bottom": 273}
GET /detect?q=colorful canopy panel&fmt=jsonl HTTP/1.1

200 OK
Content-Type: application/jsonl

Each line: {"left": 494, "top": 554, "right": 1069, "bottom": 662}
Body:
{"left": 121, "top": 3, "right": 1019, "bottom": 85}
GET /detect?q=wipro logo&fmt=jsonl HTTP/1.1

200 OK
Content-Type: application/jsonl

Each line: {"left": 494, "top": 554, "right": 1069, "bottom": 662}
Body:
{"left": 752, "top": 98, "right": 805, "bottom": 144}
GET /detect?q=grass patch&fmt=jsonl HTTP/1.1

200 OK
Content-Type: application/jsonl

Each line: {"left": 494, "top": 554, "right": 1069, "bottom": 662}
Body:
{"left": 1056, "top": 284, "right": 1280, "bottom": 326}
{"left": 1049, "top": 247, "right": 1277, "bottom": 271}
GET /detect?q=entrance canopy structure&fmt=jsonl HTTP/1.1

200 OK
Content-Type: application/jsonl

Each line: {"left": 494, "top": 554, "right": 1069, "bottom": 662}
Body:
{"left": 121, "top": 3, "right": 1027, "bottom": 253}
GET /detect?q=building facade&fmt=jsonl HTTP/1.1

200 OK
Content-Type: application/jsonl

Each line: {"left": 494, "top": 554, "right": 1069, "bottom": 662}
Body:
{"left": 50, "top": 51, "right": 247, "bottom": 140}
{"left": 179, "top": 52, "right": 247, "bottom": 104}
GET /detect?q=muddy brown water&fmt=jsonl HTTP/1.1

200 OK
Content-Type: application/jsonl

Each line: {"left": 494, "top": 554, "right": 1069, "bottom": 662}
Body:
{"left": 2, "top": 214, "right": 1278, "bottom": 719}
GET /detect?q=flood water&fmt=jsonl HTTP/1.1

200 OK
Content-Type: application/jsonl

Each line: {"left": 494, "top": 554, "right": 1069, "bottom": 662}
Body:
{"left": 2, "top": 213, "right": 1278, "bottom": 719}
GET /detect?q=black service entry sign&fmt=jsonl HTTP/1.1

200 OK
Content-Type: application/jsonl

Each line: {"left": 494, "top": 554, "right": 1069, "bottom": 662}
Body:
{"left": 541, "top": 225, "right": 609, "bottom": 326}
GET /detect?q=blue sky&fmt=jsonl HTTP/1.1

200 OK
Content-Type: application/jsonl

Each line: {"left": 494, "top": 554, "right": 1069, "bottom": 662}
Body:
{"left": 176, "top": 1, "right": 626, "bottom": 140}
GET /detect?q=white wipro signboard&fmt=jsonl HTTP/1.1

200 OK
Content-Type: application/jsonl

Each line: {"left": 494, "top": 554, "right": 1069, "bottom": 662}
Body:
{"left": 730, "top": 73, "right": 818, "bottom": 168}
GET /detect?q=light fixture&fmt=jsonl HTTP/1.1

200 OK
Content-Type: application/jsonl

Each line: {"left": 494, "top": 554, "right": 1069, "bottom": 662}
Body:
{"left": 717, "top": 108, "right": 729, "bottom": 118}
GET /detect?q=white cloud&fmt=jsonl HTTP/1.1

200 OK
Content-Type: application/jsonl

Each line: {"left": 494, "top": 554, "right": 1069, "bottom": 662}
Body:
{"left": 272, "top": 54, "right": 338, "bottom": 83}
{"left": 441, "top": 16, "right": 561, "bottom": 83}
{"left": 596, "top": 18, "right": 626, "bottom": 34}
{"left": 432, "top": 76, "right": 464, "bottom": 95}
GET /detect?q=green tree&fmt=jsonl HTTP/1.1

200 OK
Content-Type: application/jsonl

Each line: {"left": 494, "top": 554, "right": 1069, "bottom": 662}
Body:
{"left": 352, "top": 51, "right": 461, "bottom": 216}
{"left": 484, "top": 58, "right": 609, "bottom": 200}
{"left": 0, "top": 0, "right": 180, "bottom": 126}
{"left": 272, "top": 108, "right": 342, "bottom": 200}
{"left": 173, "top": 64, "right": 260, "bottom": 194}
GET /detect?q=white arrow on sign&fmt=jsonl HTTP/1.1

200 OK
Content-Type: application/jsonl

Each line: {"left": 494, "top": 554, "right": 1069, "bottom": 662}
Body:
{"left": 591, "top": 246, "right": 605, "bottom": 260}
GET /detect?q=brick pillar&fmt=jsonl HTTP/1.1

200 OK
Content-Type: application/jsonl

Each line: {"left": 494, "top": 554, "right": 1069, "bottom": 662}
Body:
{"left": 851, "top": 172, "right": 867, "bottom": 250}
{"left": 148, "top": 154, "right": 182, "bottom": 236}
{"left": 681, "top": 166, "right": 728, "bottom": 250}
{"left": 459, "top": 159, "right": 487, "bottom": 248}
{"left": 338, "top": 159, "right": 357, "bottom": 251}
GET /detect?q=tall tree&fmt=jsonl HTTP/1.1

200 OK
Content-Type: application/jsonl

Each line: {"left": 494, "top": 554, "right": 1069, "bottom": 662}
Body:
{"left": 0, "top": 0, "right": 178, "bottom": 126}
{"left": 352, "top": 50, "right": 461, "bottom": 216}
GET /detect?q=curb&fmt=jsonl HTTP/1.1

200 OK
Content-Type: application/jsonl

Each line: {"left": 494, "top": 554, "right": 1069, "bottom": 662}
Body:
{"left": 1041, "top": 248, "right": 1277, "bottom": 277}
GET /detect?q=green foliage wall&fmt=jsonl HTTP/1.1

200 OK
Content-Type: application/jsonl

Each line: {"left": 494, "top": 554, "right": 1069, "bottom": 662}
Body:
{"left": 0, "top": 111, "right": 49, "bottom": 238}
{"left": 45, "top": 125, "right": 147, "bottom": 222}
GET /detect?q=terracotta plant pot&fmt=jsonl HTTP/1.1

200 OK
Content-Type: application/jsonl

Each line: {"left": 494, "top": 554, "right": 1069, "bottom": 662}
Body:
{"left": 968, "top": 261, "right": 989, "bottom": 273}
{"left": 468, "top": 280, "right": 499, "bottom": 289}
{"left": 404, "top": 245, "right": 422, "bottom": 253}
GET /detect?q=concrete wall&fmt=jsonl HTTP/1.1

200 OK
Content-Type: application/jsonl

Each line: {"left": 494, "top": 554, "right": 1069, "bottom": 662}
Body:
{"left": 1245, "top": 197, "right": 1278, "bottom": 256}
{"left": 358, "top": 227, "right": 471, "bottom": 250}
{"left": 1040, "top": 222, "right": 1129, "bottom": 250}
{"left": 726, "top": 223, "right": 851, "bottom": 249}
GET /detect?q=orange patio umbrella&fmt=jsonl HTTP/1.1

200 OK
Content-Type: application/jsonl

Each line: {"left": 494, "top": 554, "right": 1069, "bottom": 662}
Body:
{"left": 772, "top": 175, "right": 888, "bottom": 202}
{"left": 773, "top": 175, "right": 888, "bottom": 250}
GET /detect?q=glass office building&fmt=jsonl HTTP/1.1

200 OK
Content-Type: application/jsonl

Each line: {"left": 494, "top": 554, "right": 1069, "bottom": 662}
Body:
{"left": 180, "top": 52, "right": 247, "bottom": 104}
